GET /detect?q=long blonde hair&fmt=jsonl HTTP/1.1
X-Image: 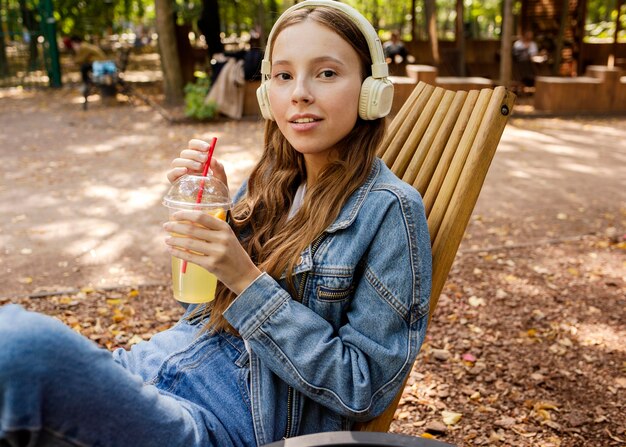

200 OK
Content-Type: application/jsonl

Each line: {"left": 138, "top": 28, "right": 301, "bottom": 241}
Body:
{"left": 202, "top": 6, "right": 387, "bottom": 333}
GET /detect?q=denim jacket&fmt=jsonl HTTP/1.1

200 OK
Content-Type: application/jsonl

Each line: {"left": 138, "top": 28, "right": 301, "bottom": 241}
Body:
{"left": 223, "top": 158, "right": 432, "bottom": 446}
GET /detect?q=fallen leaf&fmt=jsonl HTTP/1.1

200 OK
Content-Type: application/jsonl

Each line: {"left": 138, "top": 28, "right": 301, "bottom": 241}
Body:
{"left": 468, "top": 296, "right": 485, "bottom": 307}
{"left": 442, "top": 410, "right": 463, "bottom": 425}
{"left": 462, "top": 353, "right": 477, "bottom": 363}
{"left": 128, "top": 289, "right": 140, "bottom": 298}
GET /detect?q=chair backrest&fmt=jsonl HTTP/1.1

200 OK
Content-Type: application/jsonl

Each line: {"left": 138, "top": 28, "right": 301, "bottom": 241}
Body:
{"left": 355, "top": 81, "right": 516, "bottom": 432}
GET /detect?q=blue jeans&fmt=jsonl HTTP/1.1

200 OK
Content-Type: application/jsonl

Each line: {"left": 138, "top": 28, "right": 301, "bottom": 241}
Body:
{"left": 0, "top": 304, "right": 255, "bottom": 447}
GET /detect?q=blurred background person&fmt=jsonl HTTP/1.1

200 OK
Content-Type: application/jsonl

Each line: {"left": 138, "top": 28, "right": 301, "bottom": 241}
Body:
{"left": 70, "top": 36, "right": 107, "bottom": 84}
{"left": 512, "top": 30, "right": 539, "bottom": 88}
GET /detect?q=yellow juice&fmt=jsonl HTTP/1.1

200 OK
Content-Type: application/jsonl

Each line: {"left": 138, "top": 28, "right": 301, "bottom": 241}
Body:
{"left": 171, "top": 256, "right": 218, "bottom": 303}
{"left": 169, "top": 208, "right": 227, "bottom": 303}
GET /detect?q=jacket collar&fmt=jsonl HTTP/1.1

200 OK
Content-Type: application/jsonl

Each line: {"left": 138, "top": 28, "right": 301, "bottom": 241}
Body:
{"left": 325, "top": 158, "right": 381, "bottom": 233}
{"left": 281, "top": 159, "right": 382, "bottom": 278}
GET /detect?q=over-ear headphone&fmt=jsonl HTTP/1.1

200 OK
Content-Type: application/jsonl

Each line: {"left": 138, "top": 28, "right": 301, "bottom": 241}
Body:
{"left": 256, "top": 0, "right": 394, "bottom": 121}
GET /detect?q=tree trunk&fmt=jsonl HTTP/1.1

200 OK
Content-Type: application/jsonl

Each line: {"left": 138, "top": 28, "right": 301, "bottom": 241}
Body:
{"left": 552, "top": 0, "right": 570, "bottom": 74}
{"left": 175, "top": 22, "right": 195, "bottom": 86}
{"left": 257, "top": 0, "right": 267, "bottom": 46}
{"left": 576, "top": 0, "right": 588, "bottom": 74}
{"left": 500, "top": 0, "right": 514, "bottom": 86}
{"left": 424, "top": 0, "right": 439, "bottom": 65}
{"left": 155, "top": 0, "right": 184, "bottom": 105}
{"left": 198, "top": 0, "right": 223, "bottom": 58}
{"left": 410, "top": 0, "right": 417, "bottom": 42}
{"left": 371, "top": 0, "right": 380, "bottom": 30}
{"left": 611, "top": 0, "right": 624, "bottom": 66}
{"left": 455, "top": 0, "right": 466, "bottom": 75}
{"left": 0, "top": 28, "right": 9, "bottom": 78}
{"left": 19, "top": 0, "right": 39, "bottom": 71}
{"left": 0, "top": 0, "right": 9, "bottom": 78}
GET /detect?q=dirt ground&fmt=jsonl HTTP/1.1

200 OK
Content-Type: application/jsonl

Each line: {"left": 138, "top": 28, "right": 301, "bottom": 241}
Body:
{"left": 0, "top": 86, "right": 625, "bottom": 447}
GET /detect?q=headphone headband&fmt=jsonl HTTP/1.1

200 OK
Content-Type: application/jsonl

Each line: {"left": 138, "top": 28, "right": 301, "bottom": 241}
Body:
{"left": 260, "top": 0, "right": 389, "bottom": 81}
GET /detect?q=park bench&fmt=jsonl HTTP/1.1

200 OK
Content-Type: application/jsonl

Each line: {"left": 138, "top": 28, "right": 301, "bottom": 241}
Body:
{"left": 534, "top": 65, "right": 626, "bottom": 113}
{"left": 435, "top": 76, "right": 494, "bottom": 91}
{"left": 405, "top": 64, "right": 438, "bottom": 85}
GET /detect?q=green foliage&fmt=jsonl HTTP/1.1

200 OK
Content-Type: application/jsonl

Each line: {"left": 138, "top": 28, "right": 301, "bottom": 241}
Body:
{"left": 44, "top": 0, "right": 154, "bottom": 37}
{"left": 184, "top": 76, "right": 218, "bottom": 120}
{"left": 175, "top": 0, "right": 203, "bottom": 25}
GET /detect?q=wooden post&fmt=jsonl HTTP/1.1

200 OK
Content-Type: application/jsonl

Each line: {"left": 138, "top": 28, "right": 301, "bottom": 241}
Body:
{"left": 425, "top": 0, "right": 440, "bottom": 65}
{"left": 410, "top": 0, "right": 417, "bottom": 43}
{"left": 455, "top": 0, "right": 466, "bottom": 76}
{"left": 611, "top": 0, "right": 624, "bottom": 67}
{"left": 577, "top": 0, "right": 588, "bottom": 75}
{"left": 552, "top": 0, "right": 570, "bottom": 75}
{"left": 500, "top": 0, "right": 513, "bottom": 86}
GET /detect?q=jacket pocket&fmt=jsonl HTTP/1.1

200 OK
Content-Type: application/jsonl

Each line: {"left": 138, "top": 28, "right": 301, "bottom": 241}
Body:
{"left": 316, "top": 284, "right": 353, "bottom": 303}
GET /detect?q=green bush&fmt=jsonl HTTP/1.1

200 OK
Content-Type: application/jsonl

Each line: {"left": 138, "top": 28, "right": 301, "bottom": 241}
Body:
{"left": 184, "top": 76, "right": 218, "bottom": 120}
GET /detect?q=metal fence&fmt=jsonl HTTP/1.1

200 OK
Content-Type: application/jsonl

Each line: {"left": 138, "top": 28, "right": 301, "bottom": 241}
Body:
{"left": 0, "top": 0, "right": 60, "bottom": 88}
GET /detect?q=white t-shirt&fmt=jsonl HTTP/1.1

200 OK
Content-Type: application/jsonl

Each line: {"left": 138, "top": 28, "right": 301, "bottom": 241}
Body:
{"left": 287, "top": 184, "right": 307, "bottom": 220}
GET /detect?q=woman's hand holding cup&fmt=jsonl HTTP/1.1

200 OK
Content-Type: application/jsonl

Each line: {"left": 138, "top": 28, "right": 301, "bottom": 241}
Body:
{"left": 167, "top": 139, "right": 228, "bottom": 187}
{"left": 164, "top": 210, "right": 262, "bottom": 296}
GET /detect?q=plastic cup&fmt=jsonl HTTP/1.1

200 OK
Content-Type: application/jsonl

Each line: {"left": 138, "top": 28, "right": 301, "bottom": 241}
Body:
{"left": 162, "top": 174, "right": 232, "bottom": 304}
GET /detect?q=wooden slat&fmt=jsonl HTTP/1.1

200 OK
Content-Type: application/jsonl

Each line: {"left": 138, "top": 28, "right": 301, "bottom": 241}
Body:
{"left": 429, "top": 86, "right": 515, "bottom": 316}
{"left": 356, "top": 85, "right": 516, "bottom": 434}
{"left": 390, "top": 87, "right": 445, "bottom": 178}
{"left": 426, "top": 88, "right": 492, "bottom": 243}
{"left": 381, "top": 83, "right": 435, "bottom": 166}
{"left": 421, "top": 90, "right": 478, "bottom": 215}
{"left": 412, "top": 90, "right": 467, "bottom": 196}
{"left": 402, "top": 89, "right": 456, "bottom": 189}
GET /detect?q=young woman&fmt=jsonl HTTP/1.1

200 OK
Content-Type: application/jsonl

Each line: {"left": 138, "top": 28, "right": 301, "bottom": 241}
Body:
{"left": 0, "top": 2, "right": 432, "bottom": 446}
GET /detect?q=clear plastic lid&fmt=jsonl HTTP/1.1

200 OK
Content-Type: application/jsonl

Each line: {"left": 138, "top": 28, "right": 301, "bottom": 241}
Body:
{"left": 162, "top": 174, "right": 232, "bottom": 210}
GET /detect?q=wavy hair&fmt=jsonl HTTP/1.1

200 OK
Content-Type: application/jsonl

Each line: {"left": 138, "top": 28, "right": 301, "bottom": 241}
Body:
{"left": 200, "top": 5, "right": 387, "bottom": 333}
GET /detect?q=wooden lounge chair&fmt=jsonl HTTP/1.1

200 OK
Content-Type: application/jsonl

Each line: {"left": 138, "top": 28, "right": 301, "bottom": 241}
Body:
{"left": 354, "top": 81, "right": 517, "bottom": 432}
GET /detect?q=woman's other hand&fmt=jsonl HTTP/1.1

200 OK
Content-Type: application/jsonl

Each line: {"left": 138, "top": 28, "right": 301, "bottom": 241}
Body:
{"left": 166, "top": 139, "right": 228, "bottom": 187}
{"left": 163, "top": 210, "right": 261, "bottom": 296}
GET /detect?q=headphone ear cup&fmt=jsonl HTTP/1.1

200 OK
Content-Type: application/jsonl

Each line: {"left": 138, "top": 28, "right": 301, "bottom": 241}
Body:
{"left": 359, "top": 77, "right": 394, "bottom": 120}
{"left": 256, "top": 82, "right": 274, "bottom": 121}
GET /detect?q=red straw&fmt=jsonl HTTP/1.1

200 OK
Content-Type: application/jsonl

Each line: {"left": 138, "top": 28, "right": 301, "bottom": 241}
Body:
{"left": 182, "top": 137, "right": 217, "bottom": 274}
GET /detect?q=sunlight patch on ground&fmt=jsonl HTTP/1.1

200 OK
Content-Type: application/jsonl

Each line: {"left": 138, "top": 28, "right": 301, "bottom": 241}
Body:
{"left": 0, "top": 87, "right": 36, "bottom": 99}
{"left": 0, "top": 194, "right": 61, "bottom": 215}
{"left": 221, "top": 155, "right": 259, "bottom": 192}
{"left": 541, "top": 143, "right": 599, "bottom": 158}
{"left": 507, "top": 169, "right": 533, "bottom": 179}
{"left": 66, "top": 134, "right": 160, "bottom": 154}
{"left": 504, "top": 164, "right": 565, "bottom": 180}
{"left": 76, "top": 232, "right": 135, "bottom": 265}
{"left": 573, "top": 323, "right": 626, "bottom": 352}
{"left": 557, "top": 161, "right": 604, "bottom": 175}
{"left": 29, "top": 219, "right": 119, "bottom": 242}
{"left": 83, "top": 183, "right": 165, "bottom": 215}
{"left": 500, "top": 126, "right": 565, "bottom": 149}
